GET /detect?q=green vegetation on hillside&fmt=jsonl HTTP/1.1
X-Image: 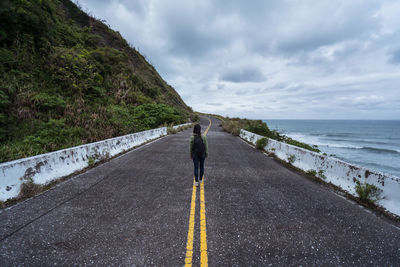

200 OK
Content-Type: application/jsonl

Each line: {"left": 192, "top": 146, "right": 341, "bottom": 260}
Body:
{"left": 221, "top": 117, "right": 320, "bottom": 153}
{"left": 0, "top": 0, "right": 193, "bottom": 162}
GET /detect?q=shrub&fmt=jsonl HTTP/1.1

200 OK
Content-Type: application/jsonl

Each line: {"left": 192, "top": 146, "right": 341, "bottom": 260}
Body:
{"left": 287, "top": 154, "right": 296, "bottom": 164}
{"left": 256, "top": 137, "right": 268, "bottom": 150}
{"left": 221, "top": 120, "right": 241, "bottom": 136}
{"left": 0, "top": 48, "right": 14, "bottom": 67}
{"left": 88, "top": 156, "right": 96, "bottom": 167}
{"left": 0, "top": 114, "right": 7, "bottom": 140}
{"left": 175, "top": 124, "right": 191, "bottom": 132}
{"left": 284, "top": 137, "right": 320, "bottom": 153}
{"left": 318, "top": 170, "right": 327, "bottom": 179}
{"left": 167, "top": 126, "right": 177, "bottom": 134}
{"left": 52, "top": 46, "right": 100, "bottom": 96}
{"left": 0, "top": 90, "right": 11, "bottom": 110}
{"left": 133, "top": 104, "right": 185, "bottom": 131}
{"left": 355, "top": 181, "right": 382, "bottom": 204}
{"left": 135, "top": 92, "right": 153, "bottom": 105}
{"left": 23, "top": 119, "right": 87, "bottom": 152}
{"left": 107, "top": 104, "right": 136, "bottom": 134}
{"left": 306, "top": 169, "right": 317, "bottom": 176}
{"left": 145, "top": 86, "right": 161, "bottom": 98}
{"left": 245, "top": 120, "right": 271, "bottom": 137}
{"left": 0, "top": 90, "right": 11, "bottom": 140}
{"left": 89, "top": 86, "right": 106, "bottom": 97}
{"left": 191, "top": 113, "right": 200, "bottom": 122}
{"left": 31, "top": 92, "right": 66, "bottom": 112}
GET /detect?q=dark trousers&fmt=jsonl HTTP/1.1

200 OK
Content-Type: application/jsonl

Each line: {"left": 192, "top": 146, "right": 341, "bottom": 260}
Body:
{"left": 193, "top": 156, "right": 205, "bottom": 182}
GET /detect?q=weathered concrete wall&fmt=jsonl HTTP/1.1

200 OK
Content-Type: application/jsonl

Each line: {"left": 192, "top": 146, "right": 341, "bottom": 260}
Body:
{"left": 240, "top": 129, "right": 400, "bottom": 217}
{"left": 0, "top": 127, "right": 168, "bottom": 202}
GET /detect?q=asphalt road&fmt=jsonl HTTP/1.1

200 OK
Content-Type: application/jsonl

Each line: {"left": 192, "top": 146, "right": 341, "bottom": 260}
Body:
{"left": 1, "top": 116, "right": 399, "bottom": 266}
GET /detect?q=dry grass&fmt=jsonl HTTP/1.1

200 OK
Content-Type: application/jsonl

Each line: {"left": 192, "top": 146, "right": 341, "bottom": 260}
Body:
{"left": 221, "top": 120, "right": 241, "bottom": 136}
{"left": 167, "top": 126, "right": 178, "bottom": 134}
{"left": 18, "top": 181, "right": 43, "bottom": 199}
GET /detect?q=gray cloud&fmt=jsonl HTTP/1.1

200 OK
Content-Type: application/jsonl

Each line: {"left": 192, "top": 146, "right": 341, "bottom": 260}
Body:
{"left": 206, "top": 102, "right": 222, "bottom": 106}
{"left": 276, "top": 3, "right": 379, "bottom": 54}
{"left": 77, "top": 0, "right": 400, "bottom": 119}
{"left": 221, "top": 67, "right": 266, "bottom": 83}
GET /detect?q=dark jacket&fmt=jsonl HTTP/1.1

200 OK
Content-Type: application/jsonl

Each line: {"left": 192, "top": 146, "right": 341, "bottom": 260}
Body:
{"left": 189, "top": 134, "right": 208, "bottom": 158}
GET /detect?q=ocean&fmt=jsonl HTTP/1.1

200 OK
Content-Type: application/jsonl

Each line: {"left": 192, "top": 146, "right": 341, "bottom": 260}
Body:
{"left": 263, "top": 120, "right": 400, "bottom": 177}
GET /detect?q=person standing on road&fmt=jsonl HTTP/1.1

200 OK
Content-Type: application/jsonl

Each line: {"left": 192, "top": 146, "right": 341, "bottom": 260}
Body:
{"left": 189, "top": 124, "right": 208, "bottom": 187}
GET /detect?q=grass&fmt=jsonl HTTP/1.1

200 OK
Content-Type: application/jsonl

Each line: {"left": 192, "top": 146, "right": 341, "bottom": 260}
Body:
{"left": 177, "top": 124, "right": 193, "bottom": 131}
{"left": 355, "top": 181, "right": 383, "bottom": 204}
{"left": 88, "top": 156, "right": 96, "bottom": 167}
{"left": 18, "top": 180, "right": 43, "bottom": 199}
{"left": 221, "top": 119, "right": 241, "bottom": 136}
{"left": 287, "top": 154, "right": 296, "bottom": 164}
{"left": 167, "top": 126, "right": 177, "bottom": 134}
{"left": 256, "top": 137, "right": 268, "bottom": 150}
{"left": 167, "top": 122, "right": 193, "bottom": 134}
{"left": 306, "top": 169, "right": 317, "bottom": 176}
{"left": 318, "top": 170, "right": 327, "bottom": 179}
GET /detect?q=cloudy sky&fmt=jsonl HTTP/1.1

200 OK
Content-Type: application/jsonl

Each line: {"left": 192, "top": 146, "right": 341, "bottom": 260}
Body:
{"left": 77, "top": 0, "right": 400, "bottom": 119}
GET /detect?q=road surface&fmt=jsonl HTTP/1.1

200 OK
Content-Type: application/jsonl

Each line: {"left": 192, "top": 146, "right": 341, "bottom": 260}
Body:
{"left": 1, "top": 116, "right": 399, "bottom": 266}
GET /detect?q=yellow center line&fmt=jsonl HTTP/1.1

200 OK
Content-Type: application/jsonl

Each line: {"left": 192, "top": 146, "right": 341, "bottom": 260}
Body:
{"left": 204, "top": 117, "right": 211, "bottom": 135}
{"left": 185, "top": 117, "right": 211, "bottom": 267}
{"left": 184, "top": 183, "right": 197, "bottom": 266}
{"left": 200, "top": 180, "right": 208, "bottom": 266}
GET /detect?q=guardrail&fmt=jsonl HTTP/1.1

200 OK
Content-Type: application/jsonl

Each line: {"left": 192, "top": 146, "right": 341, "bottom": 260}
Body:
{"left": 240, "top": 129, "right": 400, "bottom": 217}
{"left": 0, "top": 123, "right": 191, "bottom": 202}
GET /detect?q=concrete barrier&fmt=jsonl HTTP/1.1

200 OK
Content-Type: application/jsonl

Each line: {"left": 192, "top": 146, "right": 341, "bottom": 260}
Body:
{"left": 240, "top": 129, "right": 400, "bottom": 217}
{"left": 0, "top": 127, "right": 168, "bottom": 202}
{"left": 173, "top": 122, "right": 192, "bottom": 130}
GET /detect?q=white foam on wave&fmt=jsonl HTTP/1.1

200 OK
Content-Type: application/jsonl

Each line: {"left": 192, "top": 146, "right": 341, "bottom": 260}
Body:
{"left": 285, "top": 133, "right": 363, "bottom": 149}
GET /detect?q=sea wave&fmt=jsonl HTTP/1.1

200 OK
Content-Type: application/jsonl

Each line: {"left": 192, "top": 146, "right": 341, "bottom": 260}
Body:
{"left": 354, "top": 139, "right": 394, "bottom": 146}
{"left": 325, "top": 133, "right": 355, "bottom": 138}
{"left": 285, "top": 133, "right": 400, "bottom": 153}
{"left": 359, "top": 146, "right": 400, "bottom": 155}
{"left": 285, "top": 133, "right": 362, "bottom": 149}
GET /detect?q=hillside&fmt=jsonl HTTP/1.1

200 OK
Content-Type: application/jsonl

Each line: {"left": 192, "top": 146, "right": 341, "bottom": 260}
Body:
{"left": 0, "top": 0, "right": 194, "bottom": 163}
